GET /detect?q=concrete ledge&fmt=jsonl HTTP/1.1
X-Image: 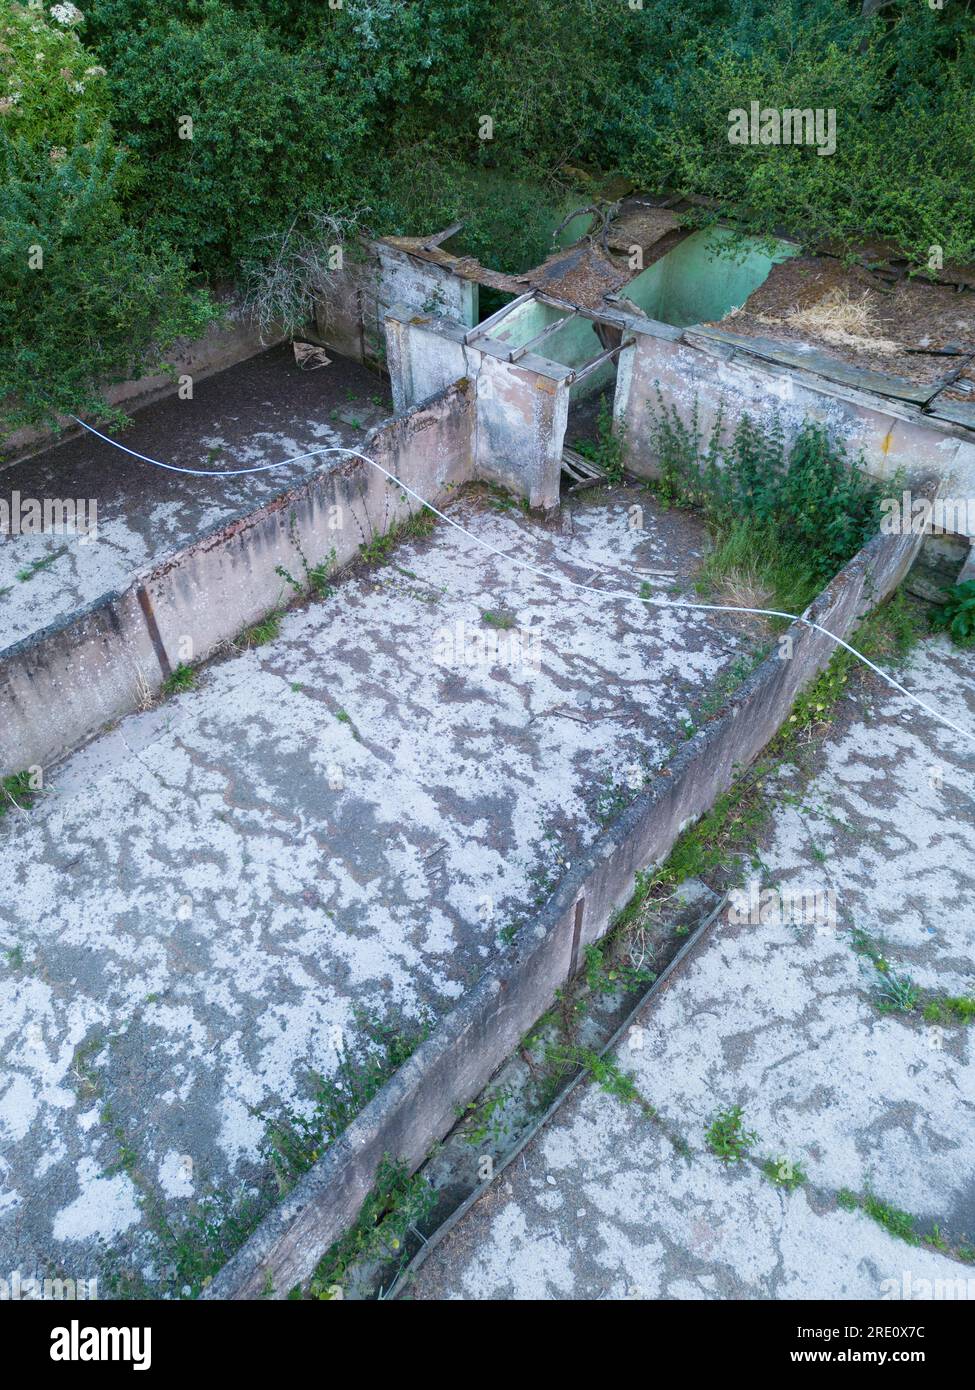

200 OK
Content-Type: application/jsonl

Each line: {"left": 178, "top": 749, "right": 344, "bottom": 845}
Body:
{"left": 205, "top": 500, "right": 929, "bottom": 1299}
{"left": 0, "top": 379, "right": 475, "bottom": 777}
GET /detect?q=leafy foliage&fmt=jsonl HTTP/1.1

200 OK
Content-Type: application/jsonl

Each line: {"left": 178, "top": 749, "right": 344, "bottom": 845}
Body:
{"left": 651, "top": 399, "right": 887, "bottom": 596}
{"left": 0, "top": 0, "right": 110, "bottom": 148}
{"left": 0, "top": 120, "right": 214, "bottom": 428}
{"left": 4, "top": 0, "right": 975, "bottom": 429}
{"left": 933, "top": 580, "right": 975, "bottom": 649}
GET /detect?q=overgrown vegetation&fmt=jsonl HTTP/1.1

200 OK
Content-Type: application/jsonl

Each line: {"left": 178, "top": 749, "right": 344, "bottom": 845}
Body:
{"left": 761, "top": 1156, "right": 807, "bottom": 1190}
{"left": 236, "top": 609, "right": 282, "bottom": 648}
{"left": 0, "top": 768, "right": 39, "bottom": 817}
{"left": 705, "top": 1104, "right": 759, "bottom": 1163}
{"left": 650, "top": 399, "right": 890, "bottom": 610}
{"left": 262, "top": 1015, "right": 430, "bottom": 1192}
{"left": 357, "top": 506, "right": 437, "bottom": 567}
{"left": 305, "top": 1157, "right": 435, "bottom": 1300}
{"left": 4, "top": 1, "right": 973, "bottom": 429}
{"left": 161, "top": 663, "right": 196, "bottom": 697}
{"left": 933, "top": 580, "right": 975, "bottom": 649}
{"left": 102, "top": 1010, "right": 430, "bottom": 1299}
{"left": 572, "top": 397, "right": 627, "bottom": 486}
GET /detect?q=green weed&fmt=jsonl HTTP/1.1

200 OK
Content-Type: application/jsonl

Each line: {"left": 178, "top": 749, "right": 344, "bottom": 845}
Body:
{"left": 0, "top": 769, "right": 39, "bottom": 818}
{"left": 161, "top": 663, "right": 196, "bottom": 696}
{"left": 237, "top": 610, "right": 282, "bottom": 648}
{"left": 706, "top": 1105, "right": 758, "bottom": 1163}
{"left": 761, "top": 1156, "right": 807, "bottom": 1191}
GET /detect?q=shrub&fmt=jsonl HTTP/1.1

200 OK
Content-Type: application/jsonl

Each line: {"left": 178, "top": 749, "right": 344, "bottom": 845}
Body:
{"left": 933, "top": 580, "right": 975, "bottom": 649}
{"left": 0, "top": 120, "right": 214, "bottom": 429}
{"left": 0, "top": 1, "right": 110, "bottom": 150}
{"left": 649, "top": 399, "right": 886, "bottom": 599}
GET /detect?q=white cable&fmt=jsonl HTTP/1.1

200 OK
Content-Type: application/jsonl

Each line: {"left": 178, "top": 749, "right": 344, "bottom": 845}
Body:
{"left": 71, "top": 415, "right": 975, "bottom": 746}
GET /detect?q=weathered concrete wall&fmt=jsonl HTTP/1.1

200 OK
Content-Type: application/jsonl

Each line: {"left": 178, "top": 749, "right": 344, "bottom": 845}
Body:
{"left": 1, "top": 300, "right": 284, "bottom": 467}
{"left": 615, "top": 324, "right": 975, "bottom": 540}
{"left": 384, "top": 310, "right": 471, "bottom": 415}
{"left": 474, "top": 350, "right": 570, "bottom": 509}
{"left": 488, "top": 298, "right": 614, "bottom": 403}
{"left": 0, "top": 381, "right": 475, "bottom": 778}
{"left": 315, "top": 242, "right": 477, "bottom": 371}
{"left": 623, "top": 228, "right": 797, "bottom": 328}
{"left": 377, "top": 244, "right": 477, "bottom": 329}
{"left": 385, "top": 306, "right": 571, "bottom": 510}
{"left": 205, "top": 501, "right": 928, "bottom": 1300}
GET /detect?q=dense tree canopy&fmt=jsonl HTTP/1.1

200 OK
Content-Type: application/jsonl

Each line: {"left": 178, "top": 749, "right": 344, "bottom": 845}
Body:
{"left": 2, "top": 0, "right": 973, "bottom": 427}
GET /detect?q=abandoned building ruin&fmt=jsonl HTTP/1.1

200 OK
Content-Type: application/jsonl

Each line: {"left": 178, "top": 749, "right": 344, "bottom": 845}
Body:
{"left": 2, "top": 194, "right": 974, "bottom": 1302}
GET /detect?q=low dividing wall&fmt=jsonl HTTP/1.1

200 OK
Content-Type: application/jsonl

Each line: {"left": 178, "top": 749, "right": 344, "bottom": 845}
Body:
{"left": 1, "top": 300, "right": 284, "bottom": 467}
{"left": 0, "top": 380, "right": 475, "bottom": 778}
{"left": 206, "top": 492, "right": 930, "bottom": 1299}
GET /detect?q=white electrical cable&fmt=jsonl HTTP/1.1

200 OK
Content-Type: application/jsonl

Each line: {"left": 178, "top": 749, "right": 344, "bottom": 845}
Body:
{"left": 71, "top": 415, "right": 975, "bottom": 746}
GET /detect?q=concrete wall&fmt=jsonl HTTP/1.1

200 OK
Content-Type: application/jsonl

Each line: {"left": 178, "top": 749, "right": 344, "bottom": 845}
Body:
{"left": 615, "top": 324, "right": 975, "bottom": 541}
{"left": 376, "top": 244, "right": 477, "bottom": 329}
{"left": 385, "top": 306, "right": 571, "bottom": 510}
{"left": 0, "top": 381, "right": 476, "bottom": 778}
{"left": 488, "top": 299, "right": 614, "bottom": 403}
{"left": 384, "top": 311, "right": 471, "bottom": 415}
{"left": 624, "top": 228, "right": 797, "bottom": 328}
{"left": 315, "top": 242, "right": 478, "bottom": 371}
{"left": 474, "top": 351, "right": 569, "bottom": 509}
{"left": 205, "top": 501, "right": 929, "bottom": 1300}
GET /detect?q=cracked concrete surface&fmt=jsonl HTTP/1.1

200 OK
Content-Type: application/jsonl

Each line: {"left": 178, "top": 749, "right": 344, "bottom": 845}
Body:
{"left": 0, "top": 346, "right": 390, "bottom": 651}
{"left": 0, "top": 488, "right": 745, "bottom": 1283}
{"left": 405, "top": 637, "right": 975, "bottom": 1301}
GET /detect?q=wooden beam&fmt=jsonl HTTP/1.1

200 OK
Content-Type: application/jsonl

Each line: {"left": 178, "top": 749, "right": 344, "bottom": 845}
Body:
{"left": 421, "top": 222, "right": 464, "bottom": 251}
{"left": 534, "top": 291, "right": 629, "bottom": 329}
{"left": 463, "top": 291, "right": 536, "bottom": 344}
{"left": 564, "top": 338, "right": 632, "bottom": 385}
{"left": 510, "top": 310, "right": 579, "bottom": 362}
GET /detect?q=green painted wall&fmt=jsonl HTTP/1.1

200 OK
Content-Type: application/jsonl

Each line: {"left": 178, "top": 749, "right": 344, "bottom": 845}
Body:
{"left": 623, "top": 228, "right": 798, "bottom": 328}
{"left": 491, "top": 301, "right": 614, "bottom": 400}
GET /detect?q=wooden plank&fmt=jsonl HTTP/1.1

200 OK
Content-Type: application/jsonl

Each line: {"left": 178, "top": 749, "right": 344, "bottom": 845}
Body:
{"left": 565, "top": 339, "right": 631, "bottom": 385}
{"left": 421, "top": 222, "right": 464, "bottom": 251}
{"left": 685, "top": 327, "right": 937, "bottom": 404}
{"left": 463, "top": 291, "right": 536, "bottom": 344}
{"left": 510, "top": 311, "right": 579, "bottom": 361}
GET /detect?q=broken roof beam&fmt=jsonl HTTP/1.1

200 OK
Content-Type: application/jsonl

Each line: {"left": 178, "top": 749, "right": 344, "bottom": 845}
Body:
{"left": 509, "top": 310, "right": 579, "bottom": 362}
{"left": 463, "top": 291, "right": 536, "bottom": 344}
{"left": 564, "top": 338, "right": 633, "bottom": 386}
{"left": 534, "top": 290, "right": 628, "bottom": 329}
{"left": 421, "top": 222, "right": 464, "bottom": 251}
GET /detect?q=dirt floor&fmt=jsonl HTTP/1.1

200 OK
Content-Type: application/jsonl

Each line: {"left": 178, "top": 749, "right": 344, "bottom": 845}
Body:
{"left": 0, "top": 346, "right": 390, "bottom": 651}
{"left": 714, "top": 256, "right": 975, "bottom": 387}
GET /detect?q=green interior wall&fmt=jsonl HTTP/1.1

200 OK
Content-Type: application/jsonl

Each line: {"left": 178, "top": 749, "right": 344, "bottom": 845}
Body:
{"left": 623, "top": 228, "right": 798, "bottom": 328}
{"left": 490, "top": 301, "right": 614, "bottom": 401}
